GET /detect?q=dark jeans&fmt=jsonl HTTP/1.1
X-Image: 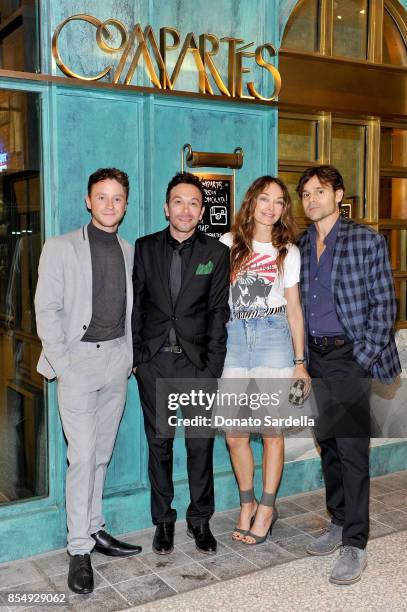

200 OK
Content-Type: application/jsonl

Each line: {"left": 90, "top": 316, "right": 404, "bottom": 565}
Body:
{"left": 136, "top": 351, "right": 215, "bottom": 527}
{"left": 308, "top": 342, "right": 371, "bottom": 549}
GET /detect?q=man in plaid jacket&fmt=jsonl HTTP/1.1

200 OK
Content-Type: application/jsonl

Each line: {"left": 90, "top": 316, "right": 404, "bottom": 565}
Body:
{"left": 297, "top": 165, "right": 401, "bottom": 586}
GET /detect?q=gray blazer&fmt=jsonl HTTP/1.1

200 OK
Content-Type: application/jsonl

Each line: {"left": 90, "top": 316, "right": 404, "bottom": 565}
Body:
{"left": 35, "top": 225, "right": 134, "bottom": 380}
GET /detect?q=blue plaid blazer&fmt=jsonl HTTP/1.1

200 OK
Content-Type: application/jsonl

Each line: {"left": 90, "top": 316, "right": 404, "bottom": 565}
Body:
{"left": 298, "top": 217, "right": 401, "bottom": 383}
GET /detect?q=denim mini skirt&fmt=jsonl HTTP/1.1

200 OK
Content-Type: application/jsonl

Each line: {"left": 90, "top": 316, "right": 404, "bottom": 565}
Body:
{"left": 215, "top": 314, "right": 295, "bottom": 435}
{"left": 222, "top": 314, "right": 294, "bottom": 377}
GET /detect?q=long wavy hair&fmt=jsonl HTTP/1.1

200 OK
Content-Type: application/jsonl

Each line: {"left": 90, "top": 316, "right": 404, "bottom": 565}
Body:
{"left": 230, "top": 176, "right": 298, "bottom": 279}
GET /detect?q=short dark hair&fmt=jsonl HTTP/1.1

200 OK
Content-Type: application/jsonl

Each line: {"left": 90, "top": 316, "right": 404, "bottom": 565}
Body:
{"left": 165, "top": 172, "right": 205, "bottom": 205}
{"left": 88, "top": 168, "right": 129, "bottom": 199}
{"left": 296, "top": 165, "right": 345, "bottom": 203}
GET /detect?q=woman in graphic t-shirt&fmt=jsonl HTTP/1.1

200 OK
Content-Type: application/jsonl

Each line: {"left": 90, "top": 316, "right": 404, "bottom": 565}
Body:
{"left": 219, "top": 175, "right": 310, "bottom": 545}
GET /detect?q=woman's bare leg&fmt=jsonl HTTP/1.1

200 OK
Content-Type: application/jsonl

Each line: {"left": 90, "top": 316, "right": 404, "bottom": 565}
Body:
{"left": 226, "top": 434, "right": 258, "bottom": 539}
{"left": 243, "top": 434, "right": 284, "bottom": 543}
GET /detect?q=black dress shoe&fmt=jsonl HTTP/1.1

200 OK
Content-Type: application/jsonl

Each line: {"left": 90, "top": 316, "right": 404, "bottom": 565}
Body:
{"left": 152, "top": 522, "right": 175, "bottom": 555}
{"left": 187, "top": 521, "right": 217, "bottom": 554}
{"left": 91, "top": 530, "right": 142, "bottom": 557}
{"left": 68, "top": 554, "right": 94, "bottom": 594}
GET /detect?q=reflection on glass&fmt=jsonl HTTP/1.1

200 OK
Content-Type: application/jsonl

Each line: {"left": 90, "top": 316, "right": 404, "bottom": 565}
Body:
{"left": 282, "top": 0, "right": 319, "bottom": 52}
{"left": 381, "top": 128, "right": 407, "bottom": 168}
{"left": 394, "top": 278, "right": 407, "bottom": 323}
{"left": 0, "top": 1, "right": 39, "bottom": 72}
{"left": 279, "top": 118, "right": 319, "bottom": 162}
{"left": 0, "top": 89, "right": 46, "bottom": 505}
{"left": 379, "top": 177, "right": 392, "bottom": 217}
{"left": 383, "top": 8, "right": 407, "bottom": 66}
{"left": 379, "top": 227, "right": 407, "bottom": 274}
{"left": 379, "top": 177, "right": 407, "bottom": 220}
{"left": 381, "top": 129, "right": 393, "bottom": 167}
{"left": 331, "top": 123, "right": 366, "bottom": 218}
{"left": 279, "top": 170, "right": 305, "bottom": 221}
{"left": 333, "top": 0, "right": 368, "bottom": 59}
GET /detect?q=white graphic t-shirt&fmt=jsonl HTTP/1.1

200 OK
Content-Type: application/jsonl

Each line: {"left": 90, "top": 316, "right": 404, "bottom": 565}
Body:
{"left": 220, "top": 232, "right": 300, "bottom": 319}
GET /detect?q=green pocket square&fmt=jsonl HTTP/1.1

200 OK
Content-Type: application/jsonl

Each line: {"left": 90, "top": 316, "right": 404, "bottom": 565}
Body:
{"left": 195, "top": 260, "right": 214, "bottom": 275}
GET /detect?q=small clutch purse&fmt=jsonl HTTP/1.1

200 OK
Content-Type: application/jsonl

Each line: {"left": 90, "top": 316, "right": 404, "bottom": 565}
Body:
{"left": 288, "top": 379, "right": 306, "bottom": 407}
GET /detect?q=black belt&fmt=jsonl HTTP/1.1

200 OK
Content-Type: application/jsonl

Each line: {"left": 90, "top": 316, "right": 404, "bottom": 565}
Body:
{"left": 309, "top": 334, "right": 350, "bottom": 348}
{"left": 159, "top": 345, "right": 183, "bottom": 354}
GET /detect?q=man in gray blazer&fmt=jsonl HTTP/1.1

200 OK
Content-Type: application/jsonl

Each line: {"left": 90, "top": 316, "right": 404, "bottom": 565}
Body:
{"left": 35, "top": 168, "right": 141, "bottom": 595}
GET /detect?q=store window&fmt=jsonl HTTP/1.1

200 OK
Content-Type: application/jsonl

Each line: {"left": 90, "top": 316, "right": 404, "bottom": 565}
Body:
{"left": 0, "top": 0, "right": 39, "bottom": 72}
{"left": 282, "top": 0, "right": 406, "bottom": 64}
{"left": 381, "top": 126, "right": 407, "bottom": 167}
{"left": 383, "top": 6, "right": 407, "bottom": 65}
{"left": 332, "top": 0, "right": 369, "bottom": 59}
{"left": 279, "top": 117, "right": 320, "bottom": 163}
{"left": 278, "top": 117, "right": 368, "bottom": 221}
{"left": 331, "top": 122, "right": 367, "bottom": 218}
{"left": 0, "top": 89, "right": 46, "bottom": 504}
{"left": 280, "top": 0, "right": 319, "bottom": 52}
{"left": 280, "top": 0, "right": 407, "bottom": 325}
{"left": 380, "top": 125, "right": 407, "bottom": 325}
{"left": 278, "top": 113, "right": 324, "bottom": 219}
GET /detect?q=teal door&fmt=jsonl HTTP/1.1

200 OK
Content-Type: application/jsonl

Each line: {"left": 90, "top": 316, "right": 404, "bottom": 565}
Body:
{"left": 0, "top": 79, "right": 65, "bottom": 562}
{"left": 0, "top": 0, "right": 282, "bottom": 559}
{"left": 0, "top": 70, "right": 279, "bottom": 561}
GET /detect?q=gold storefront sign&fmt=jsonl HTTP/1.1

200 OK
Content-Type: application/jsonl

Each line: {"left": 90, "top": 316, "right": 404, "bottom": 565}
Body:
{"left": 52, "top": 14, "right": 281, "bottom": 102}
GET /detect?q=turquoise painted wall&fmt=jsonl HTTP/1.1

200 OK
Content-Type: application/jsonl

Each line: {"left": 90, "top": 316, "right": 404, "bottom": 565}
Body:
{"left": 0, "top": 0, "right": 281, "bottom": 561}
{"left": 47, "top": 2, "right": 280, "bottom": 541}
{"left": 0, "top": 0, "right": 407, "bottom": 562}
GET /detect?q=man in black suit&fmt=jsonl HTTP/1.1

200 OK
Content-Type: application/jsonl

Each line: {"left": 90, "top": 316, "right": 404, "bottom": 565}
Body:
{"left": 132, "top": 172, "right": 230, "bottom": 555}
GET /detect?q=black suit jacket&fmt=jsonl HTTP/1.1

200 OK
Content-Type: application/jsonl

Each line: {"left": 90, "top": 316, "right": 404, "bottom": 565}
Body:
{"left": 132, "top": 228, "right": 230, "bottom": 377}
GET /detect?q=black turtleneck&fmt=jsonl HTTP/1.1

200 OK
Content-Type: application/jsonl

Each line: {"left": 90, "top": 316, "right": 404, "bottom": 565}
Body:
{"left": 81, "top": 222, "right": 126, "bottom": 342}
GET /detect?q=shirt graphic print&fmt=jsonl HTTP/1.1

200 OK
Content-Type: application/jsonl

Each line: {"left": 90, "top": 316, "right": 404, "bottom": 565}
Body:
{"left": 231, "top": 251, "right": 278, "bottom": 319}
{"left": 219, "top": 232, "right": 301, "bottom": 318}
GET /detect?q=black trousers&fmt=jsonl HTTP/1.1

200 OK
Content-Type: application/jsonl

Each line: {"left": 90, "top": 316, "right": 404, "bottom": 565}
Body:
{"left": 136, "top": 351, "right": 215, "bottom": 526}
{"left": 308, "top": 342, "right": 371, "bottom": 549}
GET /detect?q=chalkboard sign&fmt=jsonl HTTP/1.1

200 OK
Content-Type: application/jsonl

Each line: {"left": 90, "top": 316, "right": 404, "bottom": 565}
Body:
{"left": 195, "top": 173, "right": 234, "bottom": 239}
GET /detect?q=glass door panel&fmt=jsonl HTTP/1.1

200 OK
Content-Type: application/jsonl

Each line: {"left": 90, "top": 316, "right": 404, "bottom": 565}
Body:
{"left": 0, "top": 88, "right": 46, "bottom": 505}
{"left": 332, "top": 0, "right": 369, "bottom": 59}
{"left": 0, "top": 1, "right": 39, "bottom": 72}
{"left": 331, "top": 122, "right": 367, "bottom": 218}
